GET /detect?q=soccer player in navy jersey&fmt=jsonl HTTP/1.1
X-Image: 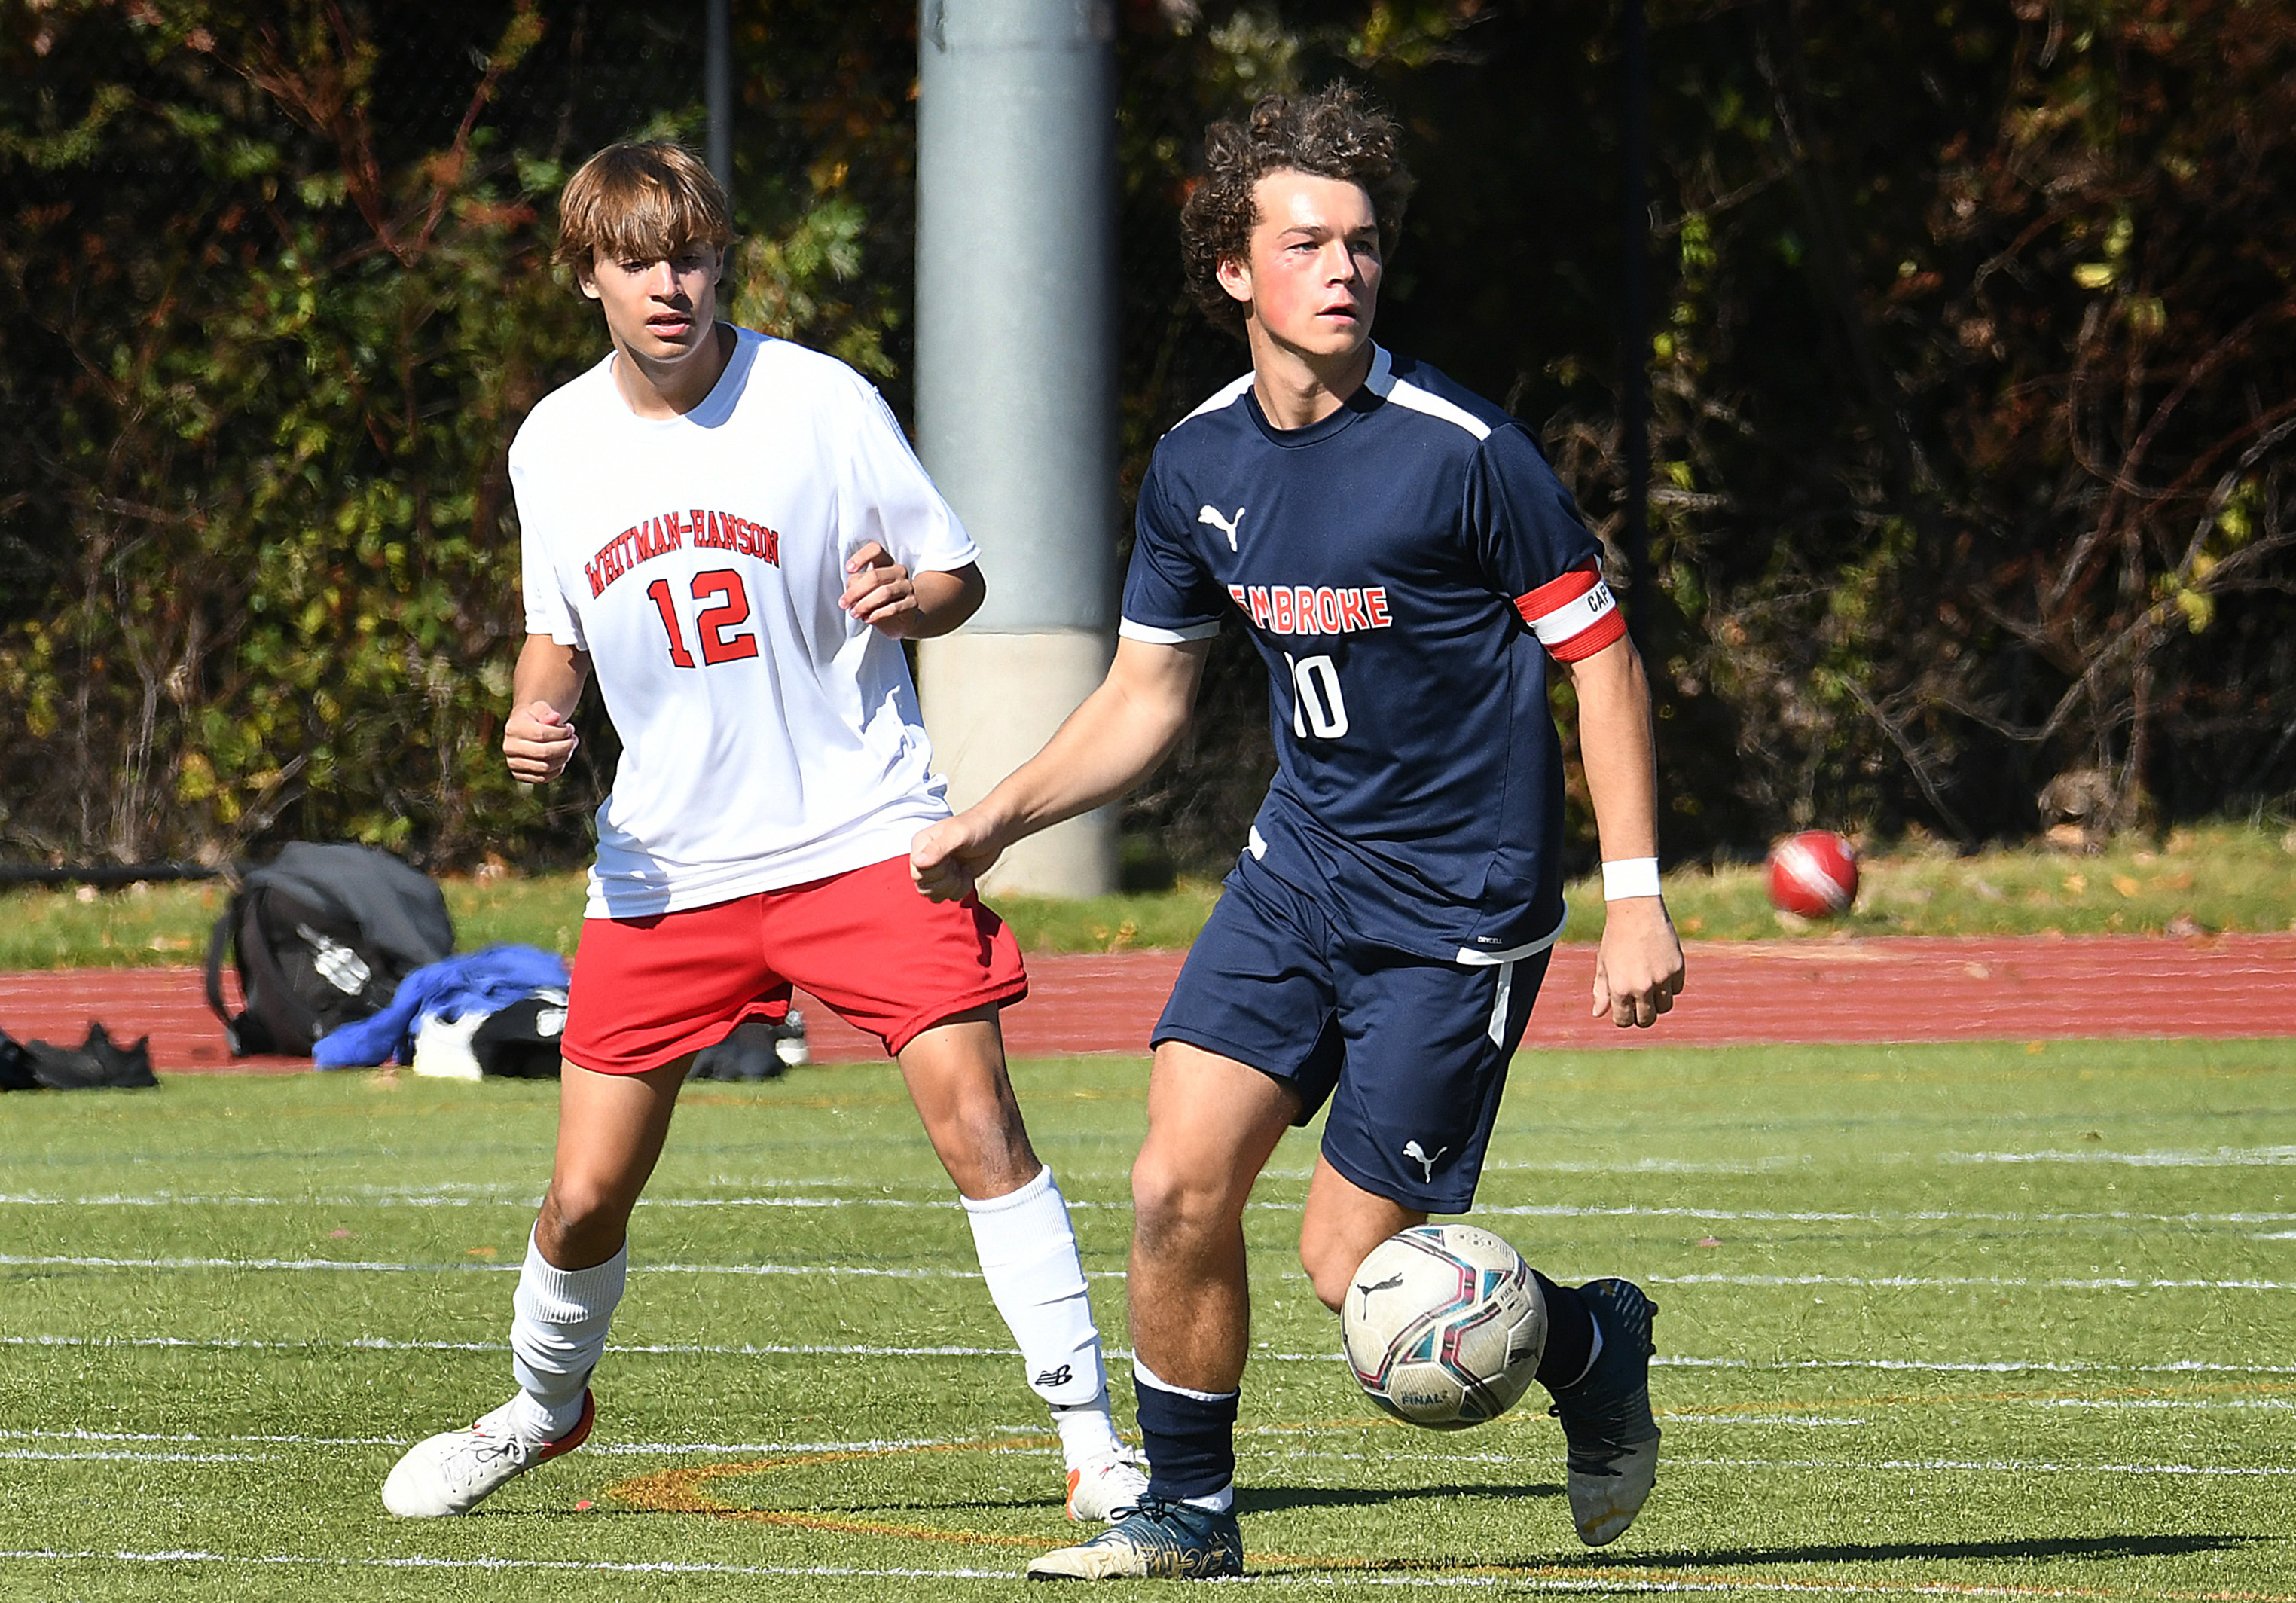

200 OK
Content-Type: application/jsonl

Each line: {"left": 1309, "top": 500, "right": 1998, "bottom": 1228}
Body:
{"left": 912, "top": 86, "right": 1687, "bottom": 1579}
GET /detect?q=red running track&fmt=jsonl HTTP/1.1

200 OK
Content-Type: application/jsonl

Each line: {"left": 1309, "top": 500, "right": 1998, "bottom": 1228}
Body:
{"left": 2, "top": 933, "right": 2291, "bottom": 1075}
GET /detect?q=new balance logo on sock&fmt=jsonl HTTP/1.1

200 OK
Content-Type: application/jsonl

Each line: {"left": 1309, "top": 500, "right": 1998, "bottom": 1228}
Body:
{"left": 1036, "top": 1364, "right": 1074, "bottom": 1389}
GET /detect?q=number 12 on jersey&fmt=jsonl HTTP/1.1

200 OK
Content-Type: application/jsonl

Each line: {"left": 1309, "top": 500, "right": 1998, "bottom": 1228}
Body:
{"left": 1285, "top": 652, "right": 1349, "bottom": 740}
{"left": 647, "top": 569, "right": 760, "bottom": 668}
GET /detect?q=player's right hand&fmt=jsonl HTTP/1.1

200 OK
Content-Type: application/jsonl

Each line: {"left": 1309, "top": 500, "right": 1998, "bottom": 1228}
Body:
{"left": 911, "top": 812, "right": 1004, "bottom": 902}
{"left": 504, "top": 701, "right": 579, "bottom": 784}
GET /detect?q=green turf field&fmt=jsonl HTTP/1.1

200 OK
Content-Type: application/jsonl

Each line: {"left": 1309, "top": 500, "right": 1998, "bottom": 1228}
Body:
{"left": 3, "top": 1037, "right": 2293, "bottom": 1600}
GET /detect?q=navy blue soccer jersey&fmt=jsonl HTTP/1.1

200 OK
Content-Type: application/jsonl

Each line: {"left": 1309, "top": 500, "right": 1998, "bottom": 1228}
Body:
{"left": 1121, "top": 345, "right": 1625, "bottom": 963}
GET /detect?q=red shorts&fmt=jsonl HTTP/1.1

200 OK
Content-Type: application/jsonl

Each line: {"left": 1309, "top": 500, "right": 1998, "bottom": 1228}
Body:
{"left": 560, "top": 856, "right": 1027, "bottom": 1073}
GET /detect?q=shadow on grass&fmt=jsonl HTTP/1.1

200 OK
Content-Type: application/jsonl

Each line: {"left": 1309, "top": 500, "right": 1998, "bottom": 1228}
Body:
{"left": 1615, "top": 1533, "right": 2263, "bottom": 1568}
{"left": 1231, "top": 1488, "right": 2263, "bottom": 1571}
{"left": 1239, "top": 1482, "right": 1563, "bottom": 1515}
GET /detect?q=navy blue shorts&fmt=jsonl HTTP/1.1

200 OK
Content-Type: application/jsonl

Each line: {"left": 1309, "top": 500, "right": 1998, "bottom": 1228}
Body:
{"left": 1152, "top": 854, "right": 1551, "bottom": 1214}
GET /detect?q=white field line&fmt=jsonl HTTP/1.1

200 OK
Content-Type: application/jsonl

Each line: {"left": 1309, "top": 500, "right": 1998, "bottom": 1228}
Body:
{"left": 0, "top": 1449, "right": 262, "bottom": 1464}
{"left": 11, "top": 1253, "right": 2292, "bottom": 1293}
{"left": 9, "top": 1333, "right": 2296, "bottom": 1380}
{"left": 472, "top": 1143, "right": 2296, "bottom": 1173}
{"left": 1661, "top": 1416, "right": 1871, "bottom": 1427}
{"left": 1673, "top": 1455, "right": 2296, "bottom": 1477}
{"left": 0, "top": 1429, "right": 993, "bottom": 1456}
{"left": 12, "top": 1437, "right": 2294, "bottom": 1479}
{"left": 0, "top": 1333, "right": 1024, "bottom": 1357}
{"left": 0, "top": 1551, "right": 1016, "bottom": 1580}
{"left": 1662, "top": 1356, "right": 2296, "bottom": 1375}
{"left": 17, "top": 1191, "right": 2296, "bottom": 1231}
{"left": 1198, "top": 1578, "right": 2176, "bottom": 1598}
{"left": 1236, "top": 1447, "right": 2296, "bottom": 1477}
{"left": 1, "top": 1548, "right": 2288, "bottom": 1599}
{"left": 1477, "top": 1202, "right": 2296, "bottom": 1227}
{"left": 0, "top": 1253, "right": 998, "bottom": 1279}
{"left": 1, "top": 1429, "right": 401, "bottom": 1446}
{"left": 1472, "top": 1143, "right": 2296, "bottom": 1174}
{"left": 1645, "top": 1272, "right": 2296, "bottom": 1291}
{"left": 1941, "top": 1144, "right": 2296, "bottom": 1167}
{"left": 9, "top": 1385, "right": 2282, "bottom": 1460}
{"left": 0, "top": 1192, "right": 959, "bottom": 1211}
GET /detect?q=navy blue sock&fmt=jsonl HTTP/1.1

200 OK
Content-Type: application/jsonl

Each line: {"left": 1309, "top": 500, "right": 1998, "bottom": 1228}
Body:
{"left": 1533, "top": 1272, "right": 1595, "bottom": 1391}
{"left": 1133, "top": 1363, "right": 1238, "bottom": 1508}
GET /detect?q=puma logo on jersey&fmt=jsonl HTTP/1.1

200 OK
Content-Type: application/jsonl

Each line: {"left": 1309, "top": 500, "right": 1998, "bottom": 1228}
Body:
{"left": 1354, "top": 1270, "right": 1406, "bottom": 1318}
{"left": 1198, "top": 503, "right": 1247, "bottom": 551}
{"left": 1403, "top": 1140, "right": 1448, "bottom": 1183}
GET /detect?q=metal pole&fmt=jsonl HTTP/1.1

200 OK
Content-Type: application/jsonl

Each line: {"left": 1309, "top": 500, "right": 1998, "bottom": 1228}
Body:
{"left": 706, "top": 0, "right": 734, "bottom": 200}
{"left": 914, "top": 0, "right": 1120, "bottom": 896}
{"left": 1623, "top": 0, "right": 1653, "bottom": 655}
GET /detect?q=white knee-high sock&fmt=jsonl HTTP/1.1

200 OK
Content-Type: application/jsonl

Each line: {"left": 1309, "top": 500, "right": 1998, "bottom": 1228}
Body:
{"left": 508, "top": 1229, "right": 626, "bottom": 1441}
{"left": 963, "top": 1165, "right": 1120, "bottom": 1464}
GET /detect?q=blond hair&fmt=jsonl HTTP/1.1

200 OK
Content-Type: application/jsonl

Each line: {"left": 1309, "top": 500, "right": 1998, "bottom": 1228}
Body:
{"left": 554, "top": 141, "right": 732, "bottom": 273}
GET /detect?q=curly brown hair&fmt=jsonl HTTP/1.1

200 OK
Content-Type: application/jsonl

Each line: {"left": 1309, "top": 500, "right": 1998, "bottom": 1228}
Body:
{"left": 1180, "top": 84, "right": 1415, "bottom": 337}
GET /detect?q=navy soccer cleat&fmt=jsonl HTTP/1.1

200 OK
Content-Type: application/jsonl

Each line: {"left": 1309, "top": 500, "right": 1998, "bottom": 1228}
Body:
{"left": 1547, "top": 1278, "right": 1662, "bottom": 1546}
{"left": 1026, "top": 1495, "right": 1244, "bottom": 1580}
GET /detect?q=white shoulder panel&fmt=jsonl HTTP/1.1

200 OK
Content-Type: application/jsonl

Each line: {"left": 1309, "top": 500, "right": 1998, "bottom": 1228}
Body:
{"left": 1174, "top": 373, "right": 1255, "bottom": 429}
{"left": 1382, "top": 377, "right": 1493, "bottom": 441}
{"left": 1120, "top": 616, "right": 1223, "bottom": 644}
{"left": 1360, "top": 344, "right": 1492, "bottom": 440}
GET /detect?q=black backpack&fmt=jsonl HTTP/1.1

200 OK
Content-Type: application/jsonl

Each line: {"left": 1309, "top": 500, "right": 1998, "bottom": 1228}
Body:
{"left": 204, "top": 844, "right": 455, "bottom": 1056}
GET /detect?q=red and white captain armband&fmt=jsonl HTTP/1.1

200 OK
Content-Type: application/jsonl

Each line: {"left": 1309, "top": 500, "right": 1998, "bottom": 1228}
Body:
{"left": 1601, "top": 857, "right": 1662, "bottom": 901}
{"left": 1514, "top": 563, "right": 1627, "bottom": 662}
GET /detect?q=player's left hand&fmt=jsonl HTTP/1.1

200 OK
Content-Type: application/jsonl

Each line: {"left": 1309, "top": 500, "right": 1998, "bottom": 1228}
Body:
{"left": 840, "top": 542, "right": 919, "bottom": 637}
{"left": 1591, "top": 897, "right": 1686, "bottom": 1029}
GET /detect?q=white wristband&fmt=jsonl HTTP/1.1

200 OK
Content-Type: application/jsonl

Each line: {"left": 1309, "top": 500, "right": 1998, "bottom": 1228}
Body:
{"left": 1601, "top": 857, "right": 1661, "bottom": 901}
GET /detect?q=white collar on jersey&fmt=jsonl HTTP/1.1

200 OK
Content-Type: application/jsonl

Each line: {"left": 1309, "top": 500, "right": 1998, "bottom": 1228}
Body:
{"left": 1179, "top": 344, "right": 1491, "bottom": 441}
{"left": 1363, "top": 345, "right": 1493, "bottom": 441}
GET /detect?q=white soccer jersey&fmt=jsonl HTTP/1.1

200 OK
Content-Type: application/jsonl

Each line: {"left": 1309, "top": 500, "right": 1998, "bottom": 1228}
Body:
{"left": 511, "top": 329, "right": 978, "bottom": 919}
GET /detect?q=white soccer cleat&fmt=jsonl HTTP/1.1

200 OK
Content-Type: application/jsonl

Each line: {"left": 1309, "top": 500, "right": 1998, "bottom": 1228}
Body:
{"left": 380, "top": 1391, "right": 595, "bottom": 1517}
{"left": 1064, "top": 1445, "right": 1150, "bottom": 1522}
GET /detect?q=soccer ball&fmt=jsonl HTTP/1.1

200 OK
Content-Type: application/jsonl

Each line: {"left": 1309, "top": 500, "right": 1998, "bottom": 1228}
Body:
{"left": 1340, "top": 1224, "right": 1546, "bottom": 1430}
{"left": 1767, "top": 829, "right": 1859, "bottom": 917}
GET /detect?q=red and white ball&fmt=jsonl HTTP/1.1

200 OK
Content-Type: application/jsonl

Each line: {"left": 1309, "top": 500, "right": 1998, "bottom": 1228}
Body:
{"left": 1767, "top": 830, "right": 1858, "bottom": 917}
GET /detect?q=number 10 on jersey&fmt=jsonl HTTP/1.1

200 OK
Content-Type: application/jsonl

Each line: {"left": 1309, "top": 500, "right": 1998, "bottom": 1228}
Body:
{"left": 1286, "top": 652, "right": 1348, "bottom": 740}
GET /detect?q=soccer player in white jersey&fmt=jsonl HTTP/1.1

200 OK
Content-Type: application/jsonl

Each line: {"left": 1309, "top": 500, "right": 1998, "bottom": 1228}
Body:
{"left": 380, "top": 141, "right": 1144, "bottom": 1525}
{"left": 912, "top": 88, "right": 1688, "bottom": 1577}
